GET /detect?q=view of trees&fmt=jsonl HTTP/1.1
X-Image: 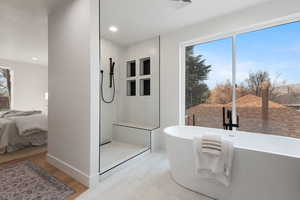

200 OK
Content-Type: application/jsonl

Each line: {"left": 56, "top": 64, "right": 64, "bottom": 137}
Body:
{"left": 209, "top": 80, "right": 236, "bottom": 104}
{"left": 185, "top": 46, "right": 211, "bottom": 108}
{"left": 210, "top": 71, "right": 285, "bottom": 104}
{"left": 186, "top": 46, "right": 287, "bottom": 107}
{"left": 0, "top": 69, "right": 11, "bottom": 110}
{"left": 245, "top": 71, "right": 270, "bottom": 96}
{"left": 0, "top": 69, "right": 10, "bottom": 97}
{"left": 186, "top": 21, "right": 300, "bottom": 139}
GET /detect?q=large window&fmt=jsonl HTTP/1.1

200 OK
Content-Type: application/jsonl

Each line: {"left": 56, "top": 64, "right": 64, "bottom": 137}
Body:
{"left": 0, "top": 68, "right": 11, "bottom": 110}
{"left": 185, "top": 38, "right": 232, "bottom": 128}
{"left": 185, "top": 20, "right": 300, "bottom": 139}
{"left": 236, "top": 21, "right": 300, "bottom": 138}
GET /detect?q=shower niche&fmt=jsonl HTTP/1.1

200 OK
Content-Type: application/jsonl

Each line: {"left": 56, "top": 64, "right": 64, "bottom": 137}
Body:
{"left": 126, "top": 57, "right": 152, "bottom": 97}
{"left": 139, "top": 57, "right": 151, "bottom": 96}
{"left": 140, "top": 57, "right": 151, "bottom": 75}
{"left": 127, "top": 60, "right": 136, "bottom": 77}
{"left": 140, "top": 78, "right": 150, "bottom": 96}
{"left": 127, "top": 80, "right": 136, "bottom": 96}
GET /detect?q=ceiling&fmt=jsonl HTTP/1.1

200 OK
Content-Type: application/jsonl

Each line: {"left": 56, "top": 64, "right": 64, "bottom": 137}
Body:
{"left": 0, "top": 0, "right": 273, "bottom": 65}
{"left": 101, "top": 0, "right": 272, "bottom": 46}
{"left": 0, "top": 0, "right": 48, "bottom": 65}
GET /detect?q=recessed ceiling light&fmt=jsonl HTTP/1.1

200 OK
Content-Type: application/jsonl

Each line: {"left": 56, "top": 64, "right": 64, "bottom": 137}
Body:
{"left": 109, "top": 26, "right": 118, "bottom": 32}
{"left": 32, "top": 57, "right": 38, "bottom": 61}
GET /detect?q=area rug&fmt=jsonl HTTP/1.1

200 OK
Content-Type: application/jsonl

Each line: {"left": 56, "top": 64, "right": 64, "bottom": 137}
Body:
{"left": 0, "top": 161, "right": 75, "bottom": 200}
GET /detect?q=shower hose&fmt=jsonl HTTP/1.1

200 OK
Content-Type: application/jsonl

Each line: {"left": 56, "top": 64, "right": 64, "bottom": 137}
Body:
{"left": 100, "top": 71, "right": 115, "bottom": 103}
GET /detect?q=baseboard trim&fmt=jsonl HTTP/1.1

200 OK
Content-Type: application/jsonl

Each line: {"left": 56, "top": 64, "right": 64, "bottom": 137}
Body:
{"left": 47, "top": 153, "right": 90, "bottom": 187}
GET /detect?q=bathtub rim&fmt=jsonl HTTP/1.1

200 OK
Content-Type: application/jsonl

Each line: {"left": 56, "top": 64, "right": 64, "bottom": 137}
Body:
{"left": 164, "top": 125, "right": 300, "bottom": 159}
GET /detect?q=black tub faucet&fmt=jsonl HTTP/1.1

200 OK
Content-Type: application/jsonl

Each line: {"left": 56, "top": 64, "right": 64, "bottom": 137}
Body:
{"left": 223, "top": 107, "right": 239, "bottom": 130}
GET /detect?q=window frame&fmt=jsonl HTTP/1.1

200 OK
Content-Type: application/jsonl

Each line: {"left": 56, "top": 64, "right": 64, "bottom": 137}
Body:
{"left": 0, "top": 66, "right": 14, "bottom": 110}
{"left": 179, "top": 14, "right": 300, "bottom": 125}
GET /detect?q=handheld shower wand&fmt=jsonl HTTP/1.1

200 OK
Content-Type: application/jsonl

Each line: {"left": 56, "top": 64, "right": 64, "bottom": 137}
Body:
{"left": 100, "top": 58, "right": 116, "bottom": 103}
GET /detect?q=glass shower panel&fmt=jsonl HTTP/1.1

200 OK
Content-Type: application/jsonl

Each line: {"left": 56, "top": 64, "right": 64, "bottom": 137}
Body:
{"left": 99, "top": 2, "right": 160, "bottom": 173}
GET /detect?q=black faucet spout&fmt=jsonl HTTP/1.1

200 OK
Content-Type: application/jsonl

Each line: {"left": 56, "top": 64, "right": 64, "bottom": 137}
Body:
{"left": 223, "top": 107, "right": 239, "bottom": 130}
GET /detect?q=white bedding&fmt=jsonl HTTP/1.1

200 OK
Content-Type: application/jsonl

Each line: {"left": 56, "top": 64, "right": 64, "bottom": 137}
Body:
{"left": 11, "top": 114, "right": 48, "bottom": 136}
{"left": 0, "top": 113, "right": 48, "bottom": 154}
{"left": 0, "top": 118, "right": 12, "bottom": 152}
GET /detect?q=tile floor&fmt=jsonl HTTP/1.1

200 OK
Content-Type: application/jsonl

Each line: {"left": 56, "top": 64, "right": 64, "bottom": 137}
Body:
{"left": 100, "top": 141, "right": 148, "bottom": 173}
{"left": 79, "top": 152, "right": 211, "bottom": 200}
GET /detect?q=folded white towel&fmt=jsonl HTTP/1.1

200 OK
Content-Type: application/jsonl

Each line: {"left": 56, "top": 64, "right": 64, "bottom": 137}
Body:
{"left": 218, "top": 139, "right": 234, "bottom": 185}
{"left": 193, "top": 134, "right": 234, "bottom": 186}
{"left": 201, "top": 134, "right": 222, "bottom": 156}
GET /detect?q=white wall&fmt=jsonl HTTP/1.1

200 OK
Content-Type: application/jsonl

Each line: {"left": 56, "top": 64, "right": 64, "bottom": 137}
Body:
{"left": 158, "top": 0, "right": 300, "bottom": 149}
{"left": 0, "top": 59, "right": 48, "bottom": 113}
{"left": 100, "top": 38, "right": 123, "bottom": 144}
{"left": 117, "top": 37, "right": 160, "bottom": 128}
{"left": 48, "top": 0, "right": 99, "bottom": 187}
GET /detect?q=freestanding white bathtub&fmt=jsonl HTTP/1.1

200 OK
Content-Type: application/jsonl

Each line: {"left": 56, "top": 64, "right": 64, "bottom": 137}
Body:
{"left": 165, "top": 126, "right": 300, "bottom": 200}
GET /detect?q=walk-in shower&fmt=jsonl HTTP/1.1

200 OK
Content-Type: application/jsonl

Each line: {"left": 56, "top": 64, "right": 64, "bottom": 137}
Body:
{"left": 99, "top": 2, "right": 160, "bottom": 174}
{"left": 99, "top": 37, "right": 160, "bottom": 174}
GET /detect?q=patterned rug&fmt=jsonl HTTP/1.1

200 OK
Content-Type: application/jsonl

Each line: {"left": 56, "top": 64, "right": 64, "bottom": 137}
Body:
{"left": 0, "top": 161, "right": 75, "bottom": 200}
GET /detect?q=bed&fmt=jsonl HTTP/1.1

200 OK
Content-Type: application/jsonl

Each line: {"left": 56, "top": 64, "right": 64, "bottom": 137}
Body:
{"left": 0, "top": 110, "right": 48, "bottom": 154}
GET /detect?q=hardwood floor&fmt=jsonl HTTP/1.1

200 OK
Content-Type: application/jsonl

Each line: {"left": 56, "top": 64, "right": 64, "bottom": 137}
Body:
{"left": 0, "top": 152, "right": 87, "bottom": 200}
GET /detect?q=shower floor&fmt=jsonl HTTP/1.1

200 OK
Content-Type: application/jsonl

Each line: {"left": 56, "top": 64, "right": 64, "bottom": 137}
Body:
{"left": 100, "top": 141, "right": 149, "bottom": 173}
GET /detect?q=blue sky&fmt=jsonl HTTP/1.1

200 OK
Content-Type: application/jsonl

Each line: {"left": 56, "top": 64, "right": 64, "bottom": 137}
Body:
{"left": 193, "top": 21, "right": 300, "bottom": 89}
